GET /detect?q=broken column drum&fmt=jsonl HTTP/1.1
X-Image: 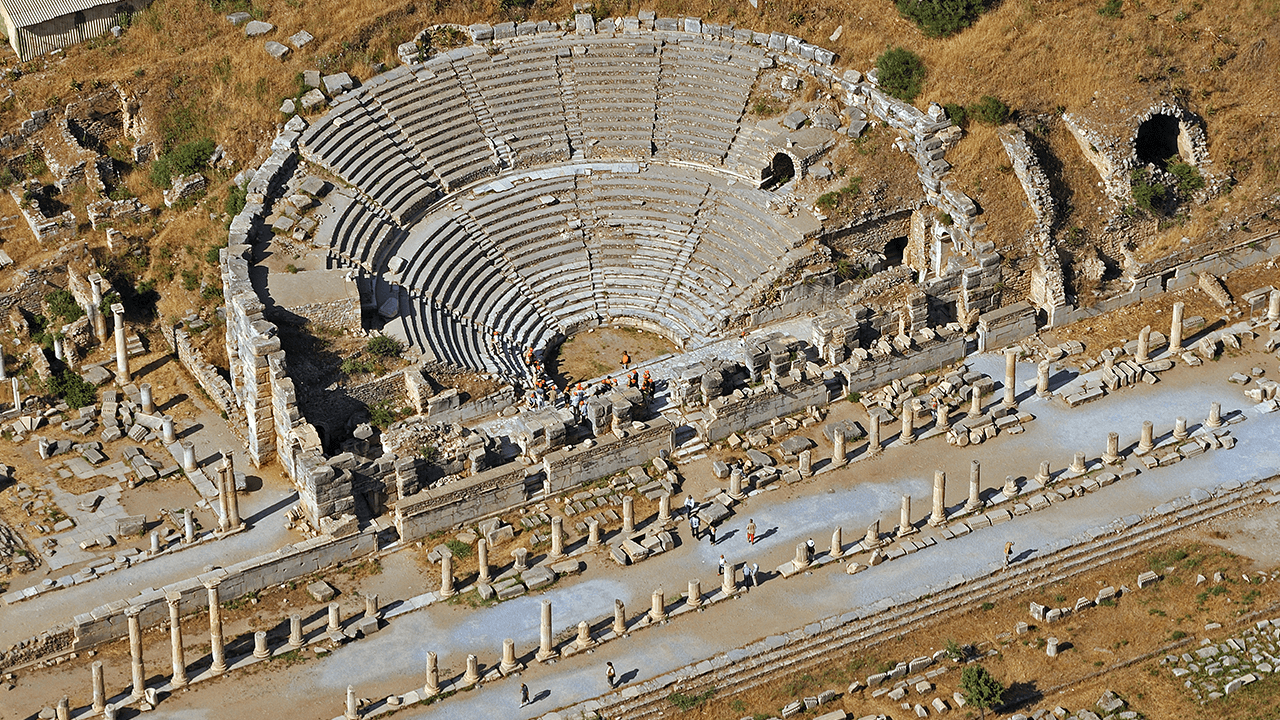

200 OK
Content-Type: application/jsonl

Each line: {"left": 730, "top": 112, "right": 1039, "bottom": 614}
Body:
{"left": 345, "top": 685, "right": 358, "bottom": 720}
{"left": 900, "top": 400, "right": 916, "bottom": 445}
{"left": 968, "top": 385, "right": 982, "bottom": 417}
{"left": 793, "top": 541, "right": 809, "bottom": 570}
{"left": 513, "top": 547, "right": 529, "bottom": 572}
{"left": 1037, "top": 360, "right": 1051, "bottom": 397}
{"left": 1174, "top": 416, "right": 1189, "bottom": 441}
{"left": 864, "top": 519, "right": 880, "bottom": 548}
{"left": 728, "top": 470, "right": 745, "bottom": 500}
{"left": 613, "top": 599, "right": 626, "bottom": 635}
{"left": 1269, "top": 289, "right": 1280, "bottom": 322}
{"left": 587, "top": 518, "right": 601, "bottom": 548}
{"left": 1206, "top": 401, "right": 1223, "bottom": 429}
{"left": 501, "top": 638, "right": 519, "bottom": 674}
{"left": 477, "top": 539, "right": 490, "bottom": 584}
{"left": 650, "top": 587, "right": 666, "bottom": 622}
{"left": 1138, "top": 420, "right": 1155, "bottom": 453}
{"left": 936, "top": 403, "right": 950, "bottom": 430}
{"left": 1035, "top": 461, "right": 1051, "bottom": 484}
{"left": 576, "top": 620, "right": 594, "bottom": 648}
{"left": 140, "top": 383, "right": 154, "bottom": 413}
{"left": 722, "top": 562, "right": 735, "bottom": 594}
{"left": 1103, "top": 431, "right": 1121, "bottom": 464}
{"left": 798, "top": 449, "right": 812, "bottom": 477}
{"left": 328, "top": 601, "right": 342, "bottom": 632}
{"left": 622, "top": 496, "right": 635, "bottom": 534}
{"left": 549, "top": 516, "right": 565, "bottom": 560}
{"left": 687, "top": 578, "right": 702, "bottom": 608}
{"left": 425, "top": 652, "right": 439, "bottom": 695}
{"left": 1137, "top": 325, "right": 1151, "bottom": 363}
{"left": 439, "top": 553, "right": 455, "bottom": 598}
{"left": 899, "top": 495, "right": 914, "bottom": 535}
{"left": 832, "top": 427, "right": 846, "bottom": 467}
{"left": 1070, "top": 451, "right": 1087, "bottom": 473}
{"left": 181, "top": 441, "right": 196, "bottom": 473}
{"left": 867, "top": 413, "right": 882, "bottom": 456}
{"left": 1002, "top": 475, "right": 1018, "bottom": 498}
{"left": 254, "top": 631, "right": 269, "bottom": 658}
{"left": 289, "top": 614, "right": 303, "bottom": 647}
{"left": 830, "top": 525, "right": 844, "bottom": 556}
{"left": 463, "top": 654, "right": 480, "bottom": 685}
{"left": 161, "top": 415, "right": 175, "bottom": 443}
{"left": 658, "top": 492, "right": 671, "bottom": 523}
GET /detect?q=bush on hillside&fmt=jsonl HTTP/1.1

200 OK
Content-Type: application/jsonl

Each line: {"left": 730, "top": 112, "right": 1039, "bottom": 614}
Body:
{"left": 895, "top": 0, "right": 991, "bottom": 38}
{"left": 876, "top": 47, "right": 927, "bottom": 103}
{"left": 969, "top": 95, "right": 1010, "bottom": 125}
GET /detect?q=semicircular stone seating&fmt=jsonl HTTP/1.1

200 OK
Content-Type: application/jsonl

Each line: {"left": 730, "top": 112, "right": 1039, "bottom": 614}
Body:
{"left": 300, "top": 27, "right": 812, "bottom": 381}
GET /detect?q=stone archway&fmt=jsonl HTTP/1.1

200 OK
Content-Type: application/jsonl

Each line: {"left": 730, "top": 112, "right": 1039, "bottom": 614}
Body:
{"left": 1135, "top": 113, "right": 1184, "bottom": 170}
{"left": 767, "top": 152, "right": 796, "bottom": 189}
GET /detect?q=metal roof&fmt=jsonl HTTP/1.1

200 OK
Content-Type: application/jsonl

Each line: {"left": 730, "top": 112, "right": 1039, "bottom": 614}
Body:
{"left": 0, "top": 0, "right": 123, "bottom": 30}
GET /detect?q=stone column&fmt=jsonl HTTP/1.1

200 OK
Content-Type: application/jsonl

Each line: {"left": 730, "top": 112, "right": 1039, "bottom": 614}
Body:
{"left": 864, "top": 519, "right": 880, "bottom": 548}
{"left": 936, "top": 403, "right": 950, "bottom": 431}
{"left": 289, "top": 614, "right": 303, "bottom": 647}
{"left": 537, "top": 600, "right": 557, "bottom": 661}
{"left": 1138, "top": 421, "right": 1155, "bottom": 454}
{"left": 1206, "top": 401, "right": 1223, "bottom": 429}
{"left": 798, "top": 449, "right": 812, "bottom": 477}
{"left": 150, "top": 530, "right": 160, "bottom": 554}
{"left": 0, "top": 344, "right": 5, "bottom": 381}
{"left": 900, "top": 400, "right": 916, "bottom": 445}
{"left": 549, "top": 516, "right": 565, "bottom": 561}
{"left": 658, "top": 492, "right": 671, "bottom": 523}
{"left": 622, "top": 496, "right": 635, "bottom": 535}
{"left": 649, "top": 588, "right": 666, "bottom": 622}
{"left": 832, "top": 427, "right": 846, "bottom": 467}
{"left": 477, "top": 539, "right": 490, "bottom": 584}
{"left": 224, "top": 457, "right": 241, "bottom": 530}
{"left": 1003, "top": 348, "right": 1018, "bottom": 407}
{"left": 1269, "top": 289, "right": 1280, "bottom": 322}
{"left": 1002, "top": 475, "right": 1018, "bottom": 498}
{"left": 207, "top": 579, "right": 227, "bottom": 675}
{"left": 968, "top": 386, "right": 982, "bottom": 418}
{"left": 1103, "top": 431, "right": 1121, "bottom": 464}
{"left": 899, "top": 495, "right": 914, "bottom": 536}
{"left": 364, "top": 594, "right": 379, "bottom": 620}
{"left": 1136, "top": 325, "right": 1152, "bottom": 364}
{"left": 181, "top": 441, "right": 196, "bottom": 473}
{"left": 1046, "top": 637, "right": 1059, "bottom": 658}
{"left": 140, "top": 383, "right": 154, "bottom": 413}
{"left": 183, "top": 510, "right": 194, "bottom": 543}
{"left": 1170, "top": 301, "right": 1185, "bottom": 353}
{"left": 500, "top": 638, "right": 519, "bottom": 674}
{"left": 720, "top": 469, "right": 740, "bottom": 503}
{"left": 161, "top": 415, "right": 175, "bottom": 444}
{"left": 1035, "top": 461, "right": 1051, "bottom": 485}
{"left": 167, "top": 592, "right": 187, "bottom": 688}
{"left": 1174, "top": 416, "right": 1189, "bottom": 441}
{"left": 328, "top": 602, "right": 342, "bottom": 632}
{"left": 463, "top": 654, "right": 480, "bottom": 686}
{"left": 613, "top": 599, "right": 626, "bottom": 635}
{"left": 575, "top": 621, "right": 594, "bottom": 649}
{"left": 929, "top": 471, "right": 946, "bottom": 526}
{"left": 439, "top": 554, "right": 455, "bottom": 598}
{"left": 11, "top": 376, "right": 20, "bottom": 411}
{"left": 965, "top": 460, "right": 982, "bottom": 513}
{"left": 92, "top": 661, "right": 106, "bottom": 713}
{"left": 112, "top": 303, "right": 129, "bottom": 382}
{"left": 867, "top": 413, "right": 882, "bottom": 456}
{"left": 56, "top": 697, "right": 69, "bottom": 720}
{"left": 126, "top": 606, "right": 145, "bottom": 698}
{"left": 687, "top": 579, "right": 702, "bottom": 608}
{"left": 424, "top": 652, "right": 439, "bottom": 696}
{"left": 345, "top": 684, "right": 358, "bottom": 720}
{"left": 587, "top": 518, "right": 601, "bottom": 548}
{"left": 830, "top": 525, "right": 844, "bottom": 557}
{"left": 217, "top": 464, "right": 231, "bottom": 533}
{"left": 792, "top": 542, "right": 809, "bottom": 570}
{"left": 1070, "top": 452, "right": 1087, "bottom": 473}
{"left": 721, "top": 563, "right": 735, "bottom": 595}
{"left": 89, "top": 273, "right": 107, "bottom": 341}
{"left": 254, "top": 631, "right": 269, "bottom": 659}
{"left": 1036, "top": 361, "right": 1051, "bottom": 397}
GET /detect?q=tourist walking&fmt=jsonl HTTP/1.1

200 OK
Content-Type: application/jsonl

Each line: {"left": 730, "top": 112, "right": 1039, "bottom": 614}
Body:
{"left": 622, "top": 351, "right": 631, "bottom": 369}
{"left": 718, "top": 554, "right": 726, "bottom": 576}
{"left": 746, "top": 519, "right": 756, "bottom": 545}
{"left": 606, "top": 661, "right": 617, "bottom": 688}
{"left": 690, "top": 514, "right": 700, "bottom": 540}
{"left": 521, "top": 683, "right": 530, "bottom": 706}
{"left": 742, "top": 562, "right": 753, "bottom": 590}
{"left": 805, "top": 538, "right": 815, "bottom": 562}
{"left": 707, "top": 523, "right": 717, "bottom": 545}
{"left": 684, "top": 494, "right": 696, "bottom": 518}
{"left": 1004, "top": 541, "right": 1015, "bottom": 569}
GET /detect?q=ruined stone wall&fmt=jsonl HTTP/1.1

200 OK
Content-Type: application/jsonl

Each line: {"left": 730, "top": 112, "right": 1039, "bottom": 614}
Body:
{"left": 823, "top": 208, "right": 912, "bottom": 255}
{"left": 844, "top": 334, "right": 967, "bottom": 395}
{"left": 999, "top": 127, "right": 1067, "bottom": 317}
{"left": 393, "top": 464, "right": 536, "bottom": 542}
{"left": 345, "top": 369, "right": 411, "bottom": 409}
{"left": 162, "top": 323, "right": 243, "bottom": 429}
{"left": 748, "top": 269, "right": 847, "bottom": 328}
{"left": 423, "top": 384, "right": 518, "bottom": 425}
{"left": 0, "top": 626, "right": 74, "bottom": 673}
{"left": 977, "top": 301, "right": 1037, "bottom": 351}
{"left": 266, "top": 293, "right": 361, "bottom": 330}
{"left": 543, "top": 418, "right": 675, "bottom": 492}
{"left": 704, "top": 376, "right": 841, "bottom": 442}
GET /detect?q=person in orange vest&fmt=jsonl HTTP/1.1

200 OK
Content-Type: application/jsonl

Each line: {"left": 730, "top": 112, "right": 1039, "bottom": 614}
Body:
{"left": 628, "top": 370, "right": 639, "bottom": 388}
{"left": 622, "top": 351, "right": 631, "bottom": 369}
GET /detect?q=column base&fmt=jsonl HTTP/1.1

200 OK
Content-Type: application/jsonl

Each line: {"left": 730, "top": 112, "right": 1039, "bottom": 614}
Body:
{"left": 928, "top": 514, "right": 947, "bottom": 527}
{"left": 499, "top": 661, "right": 523, "bottom": 675}
{"left": 535, "top": 649, "right": 558, "bottom": 662}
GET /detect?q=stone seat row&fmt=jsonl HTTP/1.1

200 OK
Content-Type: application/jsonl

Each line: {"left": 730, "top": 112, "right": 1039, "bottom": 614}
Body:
{"left": 314, "top": 190, "right": 401, "bottom": 270}
{"left": 298, "top": 96, "right": 436, "bottom": 225}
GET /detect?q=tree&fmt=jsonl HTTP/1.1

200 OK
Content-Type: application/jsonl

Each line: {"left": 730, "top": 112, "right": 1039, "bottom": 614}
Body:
{"left": 875, "top": 47, "right": 927, "bottom": 103}
{"left": 959, "top": 664, "right": 1004, "bottom": 720}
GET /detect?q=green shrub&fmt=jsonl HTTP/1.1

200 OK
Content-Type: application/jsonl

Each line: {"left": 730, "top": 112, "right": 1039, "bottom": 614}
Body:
{"left": 895, "top": 0, "right": 991, "bottom": 38}
{"left": 667, "top": 689, "right": 716, "bottom": 711}
{"left": 1097, "top": 0, "right": 1123, "bottom": 18}
{"left": 944, "top": 102, "right": 968, "bottom": 127}
{"left": 444, "top": 539, "right": 473, "bottom": 558}
{"left": 365, "top": 335, "right": 402, "bottom": 358}
{"left": 45, "top": 290, "right": 84, "bottom": 325}
{"left": 224, "top": 183, "right": 247, "bottom": 217}
{"left": 1131, "top": 169, "right": 1167, "bottom": 213}
{"left": 875, "top": 47, "right": 926, "bottom": 103}
{"left": 150, "top": 137, "right": 216, "bottom": 188}
{"left": 969, "top": 95, "right": 1010, "bottom": 125}
{"left": 47, "top": 369, "right": 97, "bottom": 408}
{"left": 1166, "top": 158, "right": 1205, "bottom": 193}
